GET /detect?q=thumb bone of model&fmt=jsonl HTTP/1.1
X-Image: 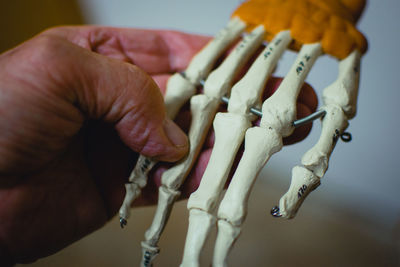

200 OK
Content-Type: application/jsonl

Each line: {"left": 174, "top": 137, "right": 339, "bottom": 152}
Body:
{"left": 140, "top": 25, "right": 265, "bottom": 267}
{"left": 118, "top": 17, "right": 246, "bottom": 227}
{"left": 276, "top": 50, "right": 361, "bottom": 219}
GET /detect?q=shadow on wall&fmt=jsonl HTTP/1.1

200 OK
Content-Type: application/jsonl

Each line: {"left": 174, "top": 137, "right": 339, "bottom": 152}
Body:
{"left": 0, "top": 0, "right": 84, "bottom": 53}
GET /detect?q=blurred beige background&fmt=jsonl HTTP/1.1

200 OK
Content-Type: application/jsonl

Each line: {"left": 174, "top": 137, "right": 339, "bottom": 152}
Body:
{"left": 1, "top": 0, "right": 399, "bottom": 266}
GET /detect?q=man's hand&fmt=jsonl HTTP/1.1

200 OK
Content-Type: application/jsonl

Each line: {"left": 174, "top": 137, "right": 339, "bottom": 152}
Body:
{"left": 0, "top": 26, "right": 317, "bottom": 265}
{"left": 0, "top": 26, "right": 209, "bottom": 264}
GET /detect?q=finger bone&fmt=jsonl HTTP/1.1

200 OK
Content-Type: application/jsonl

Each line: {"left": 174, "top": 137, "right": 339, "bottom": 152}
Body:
{"left": 140, "top": 185, "right": 180, "bottom": 266}
{"left": 217, "top": 126, "right": 283, "bottom": 226}
{"left": 260, "top": 42, "right": 322, "bottom": 136}
{"left": 301, "top": 105, "right": 349, "bottom": 176}
{"left": 227, "top": 30, "right": 292, "bottom": 116}
{"left": 185, "top": 17, "right": 246, "bottom": 84}
{"left": 181, "top": 209, "right": 216, "bottom": 267}
{"left": 276, "top": 50, "right": 361, "bottom": 219}
{"left": 141, "top": 25, "right": 266, "bottom": 266}
{"left": 182, "top": 30, "right": 292, "bottom": 266}
{"left": 119, "top": 18, "right": 246, "bottom": 225}
{"left": 322, "top": 50, "right": 361, "bottom": 119}
{"left": 277, "top": 166, "right": 320, "bottom": 219}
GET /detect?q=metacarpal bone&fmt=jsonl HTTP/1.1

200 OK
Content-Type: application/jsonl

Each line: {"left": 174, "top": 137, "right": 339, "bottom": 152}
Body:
{"left": 185, "top": 17, "right": 246, "bottom": 84}
{"left": 260, "top": 43, "right": 322, "bottom": 136}
{"left": 227, "top": 30, "right": 292, "bottom": 116}
{"left": 203, "top": 25, "right": 266, "bottom": 99}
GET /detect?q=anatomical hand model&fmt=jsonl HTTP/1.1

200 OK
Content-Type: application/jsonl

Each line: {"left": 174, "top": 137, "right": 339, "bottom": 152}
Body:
{"left": 119, "top": 0, "right": 367, "bottom": 266}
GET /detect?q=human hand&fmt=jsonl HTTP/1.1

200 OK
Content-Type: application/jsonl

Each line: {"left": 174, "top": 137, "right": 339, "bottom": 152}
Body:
{"left": 0, "top": 26, "right": 316, "bottom": 264}
{"left": 0, "top": 26, "right": 208, "bottom": 264}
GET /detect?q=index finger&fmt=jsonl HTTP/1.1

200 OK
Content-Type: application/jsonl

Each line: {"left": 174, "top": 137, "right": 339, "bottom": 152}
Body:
{"left": 42, "top": 26, "right": 211, "bottom": 74}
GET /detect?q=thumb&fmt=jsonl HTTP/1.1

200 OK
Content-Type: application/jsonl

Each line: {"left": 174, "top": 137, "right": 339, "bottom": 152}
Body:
{"left": 53, "top": 36, "right": 189, "bottom": 162}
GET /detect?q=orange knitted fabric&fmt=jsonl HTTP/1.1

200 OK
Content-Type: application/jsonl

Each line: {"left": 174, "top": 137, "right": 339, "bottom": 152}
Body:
{"left": 233, "top": 0, "right": 368, "bottom": 59}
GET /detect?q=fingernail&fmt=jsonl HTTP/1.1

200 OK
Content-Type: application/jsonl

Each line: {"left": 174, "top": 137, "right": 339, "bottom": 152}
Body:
{"left": 163, "top": 119, "right": 188, "bottom": 148}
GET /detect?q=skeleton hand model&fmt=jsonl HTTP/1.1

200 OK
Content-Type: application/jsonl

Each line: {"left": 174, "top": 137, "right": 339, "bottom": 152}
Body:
{"left": 118, "top": 0, "right": 367, "bottom": 266}
{"left": 182, "top": 1, "right": 367, "bottom": 266}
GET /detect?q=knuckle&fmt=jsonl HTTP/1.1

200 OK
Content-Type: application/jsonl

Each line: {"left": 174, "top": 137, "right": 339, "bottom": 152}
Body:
{"left": 40, "top": 26, "right": 65, "bottom": 36}
{"left": 24, "top": 31, "right": 78, "bottom": 86}
{"left": 27, "top": 34, "right": 65, "bottom": 67}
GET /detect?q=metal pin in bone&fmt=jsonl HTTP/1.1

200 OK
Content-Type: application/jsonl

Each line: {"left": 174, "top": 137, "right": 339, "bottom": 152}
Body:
{"left": 221, "top": 95, "right": 326, "bottom": 127}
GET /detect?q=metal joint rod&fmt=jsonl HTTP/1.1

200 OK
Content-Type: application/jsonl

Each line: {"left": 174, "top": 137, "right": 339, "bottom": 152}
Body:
{"left": 292, "top": 109, "right": 326, "bottom": 127}
{"left": 221, "top": 95, "right": 326, "bottom": 127}
{"left": 186, "top": 75, "right": 326, "bottom": 127}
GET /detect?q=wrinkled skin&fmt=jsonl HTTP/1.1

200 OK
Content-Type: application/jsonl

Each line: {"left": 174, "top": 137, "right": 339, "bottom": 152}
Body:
{"left": 0, "top": 26, "right": 317, "bottom": 265}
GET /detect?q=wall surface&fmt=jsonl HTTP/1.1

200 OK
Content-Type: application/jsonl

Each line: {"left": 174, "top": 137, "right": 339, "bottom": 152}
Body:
{"left": 0, "top": 0, "right": 84, "bottom": 53}
{"left": 9, "top": 0, "right": 400, "bottom": 266}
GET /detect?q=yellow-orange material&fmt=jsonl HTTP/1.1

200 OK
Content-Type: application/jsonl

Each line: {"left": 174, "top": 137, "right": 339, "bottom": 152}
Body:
{"left": 233, "top": 0, "right": 368, "bottom": 59}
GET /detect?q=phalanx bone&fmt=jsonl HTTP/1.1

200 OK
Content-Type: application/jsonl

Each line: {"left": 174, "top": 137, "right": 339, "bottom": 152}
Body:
{"left": 141, "top": 22, "right": 266, "bottom": 266}
{"left": 118, "top": 17, "right": 246, "bottom": 228}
